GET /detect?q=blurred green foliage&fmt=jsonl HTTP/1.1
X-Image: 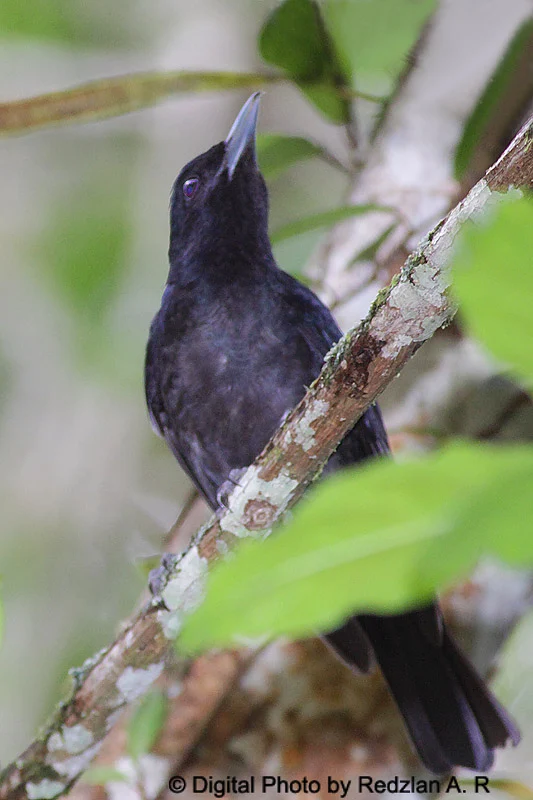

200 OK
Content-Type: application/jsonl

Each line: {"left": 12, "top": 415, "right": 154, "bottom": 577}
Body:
{"left": 82, "top": 766, "right": 129, "bottom": 786}
{"left": 0, "top": 0, "right": 91, "bottom": 44}
{"left": 271, "top": 203, "right": 388, "bottom": 243}
{"left": 453, "top": 193, "right": 533, "bottom": 383}
{"left": 127, "top": 689, "right": 168, "bottom": 762}
{"left": 323, "top": 0, "right": 436, "bottom": 88}
{"left": 36, "top": 136, "right": 139, "bottom": 366}
{"left": 0, "top": 0, "right": 140, "bottom": 47}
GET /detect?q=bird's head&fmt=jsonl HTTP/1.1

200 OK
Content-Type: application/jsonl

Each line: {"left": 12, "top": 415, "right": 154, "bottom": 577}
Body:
{"left": 168, "top": 93, "right": 271, "bottom": 272}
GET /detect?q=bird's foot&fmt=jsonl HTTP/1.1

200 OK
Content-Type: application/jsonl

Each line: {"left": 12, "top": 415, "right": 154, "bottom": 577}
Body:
{"left": 148, "top": 553, "right": 178, "bottom": 601}
{"left": 216, "top": 467, "right": 247, "bottom": 514}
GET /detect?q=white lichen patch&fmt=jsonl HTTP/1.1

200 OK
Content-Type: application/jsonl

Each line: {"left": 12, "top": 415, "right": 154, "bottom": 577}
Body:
{"left": 161, "top": 546, "right": 208, "bottom": 613}
{"left": 48, "top": 724, "right": 93, "bottom": 755}
{"left": 291, "top": 398, "right": 329, "bottom": 452}
{"left": 427, "top": 178, "right": 493, "bottom": 270}
{"left": 216, "top": 538, "right": 229, "bottom": 556}
{"left": 168, "top": 680, "right": 183, "bottom": 699}
{"left": 157, "top": 607, "right": 183, "bottom": 639}
{"left": 219, "top": 466, "right": 298, "bottom": 538}
{"left": 371, "top": 178, "right": 498, "bottom": 361}
{"left": 116, "top": 663, "right": 164, "bottom": 704}
{"left": 49, "top": 742, "right": 102, "bottom": 781}
{"left": 26, "top": 779, "right": 66, "bottom": 800}
{"left": 157, "top": 546, "right": 209, "bottom": 639}
{"left": 373, "top": 260, "right": 445, "bottom": 358}
{"left": 107, "top": 754, "right": 170, "bottom": 800}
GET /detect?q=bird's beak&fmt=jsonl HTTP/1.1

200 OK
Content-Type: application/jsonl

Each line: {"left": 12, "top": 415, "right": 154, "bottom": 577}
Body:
{"left": 224, "top": 92, "right": 261, "bottom": 180}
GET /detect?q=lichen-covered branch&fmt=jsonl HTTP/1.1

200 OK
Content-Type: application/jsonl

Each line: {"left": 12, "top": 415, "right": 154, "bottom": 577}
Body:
{"left": 1, "top": 114, "right": 532, "bottom": 800}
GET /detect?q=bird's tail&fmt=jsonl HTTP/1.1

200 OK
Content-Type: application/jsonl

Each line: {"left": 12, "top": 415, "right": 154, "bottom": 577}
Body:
{"left": 325, "top": 608, "right": 520, "bottom": 774}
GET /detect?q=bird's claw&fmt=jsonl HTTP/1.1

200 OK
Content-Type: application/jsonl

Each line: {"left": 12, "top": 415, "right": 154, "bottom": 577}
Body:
{"left": 216, "top": 467, "right": 247, "bottom": 512}
{"left": 148, "top": 553, "right": 178, "bottom": 602}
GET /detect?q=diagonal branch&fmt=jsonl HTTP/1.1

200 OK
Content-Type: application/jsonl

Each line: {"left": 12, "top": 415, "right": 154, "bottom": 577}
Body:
{"left": 1, "top": 115, "right": 532, "bottom": 800}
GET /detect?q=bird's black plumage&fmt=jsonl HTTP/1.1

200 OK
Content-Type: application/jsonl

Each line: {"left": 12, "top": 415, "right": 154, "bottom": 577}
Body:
{"left": 145, "top": 94, "right": 519, "bottom": 772}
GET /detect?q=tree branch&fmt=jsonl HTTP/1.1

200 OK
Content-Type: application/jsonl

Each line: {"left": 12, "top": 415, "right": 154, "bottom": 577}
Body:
{"left": 2, "top": 114, "right": 532, "bottom": 800}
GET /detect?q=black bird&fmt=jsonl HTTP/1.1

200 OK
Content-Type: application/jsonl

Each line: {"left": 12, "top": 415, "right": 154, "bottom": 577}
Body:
{"left": 145, "top": 93, "right": 520, "bottom": 773}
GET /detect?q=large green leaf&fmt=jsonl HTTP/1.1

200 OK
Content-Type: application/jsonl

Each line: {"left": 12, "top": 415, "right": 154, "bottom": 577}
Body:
{"left": 455, "top": 19, "right": 533, "bottom": 180}
{"left": 127, "top": 689, "right": 167, "bottom": 762}
{"left": 180, "top": 443, "right": 533, "bottom": 653}
{"left": 453, "top": 194, "right": 533, "bottom": 383}
{"left": 259, "top": 0, "right": 352, "bottom": 123}
{"left": 271, "top": 204, "right": 390, "bottom": 243}
{"left": 323, "top": 0, "right": 436, "bottom": 87}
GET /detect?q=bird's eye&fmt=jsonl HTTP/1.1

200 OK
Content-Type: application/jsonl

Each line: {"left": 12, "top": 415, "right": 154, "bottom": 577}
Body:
{"left": 183, "top": 177, "right": 200, "bottom": 200}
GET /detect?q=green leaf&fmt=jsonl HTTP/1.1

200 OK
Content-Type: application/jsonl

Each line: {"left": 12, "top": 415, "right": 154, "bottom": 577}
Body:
{"left": 452, "top": 194, "right": 533, "bottom": 383}
{"left": 259, "top": 0, "right": 351, "bottom": 123}
{"left": 127, "top": 689, "right": 168, "bottom": 761}
{"left": 0, "top": 71, "right": 276, "bottom": 137}
{"left": 82, "top": 767, "right": 130, "bottom": 786}
{"left": 323, "top": 0, "right": 436, "bottom": 87}
{"left": 455, "top": 19, "right": 533, "bottom": 180}
{"left": 257, "top": 134, "right": 323, "bottom": 180}
{"left": 271, "top": 204, "right": 392, "bottom": 243}
{"left": 260, "top": 0, "right": 328, "bottom": 80}
{"left": 180, "top": 442, "right": 533, "bottom": 653}
{"left": 297, "top": 82, "right": 351, "bottom": 125}
{"left": 418, "top": 453, "right": 533, "bottom": 590}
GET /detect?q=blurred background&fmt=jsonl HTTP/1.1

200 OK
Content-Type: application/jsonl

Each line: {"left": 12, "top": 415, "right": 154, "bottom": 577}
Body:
{"left": 0, "top": 0, "right": 532, "bottom": 787}
{"left": 0, "top": 0, "right": 351, "bottom": 761}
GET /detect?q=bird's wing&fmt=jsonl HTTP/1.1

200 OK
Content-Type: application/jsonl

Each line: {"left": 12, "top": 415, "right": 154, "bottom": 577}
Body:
{"left": 279, "top": 272, "right": 391, "bottom": 462}
{"left": 145, "top": 320, "right": 221, "bottom": 504}
{"left": 144, "top": 328, "right": 166, "bottom": 439}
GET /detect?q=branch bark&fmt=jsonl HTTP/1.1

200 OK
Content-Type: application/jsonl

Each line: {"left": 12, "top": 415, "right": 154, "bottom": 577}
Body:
{"left": 2, "top": 114, "right": 532, "bottom": 800}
